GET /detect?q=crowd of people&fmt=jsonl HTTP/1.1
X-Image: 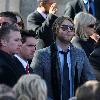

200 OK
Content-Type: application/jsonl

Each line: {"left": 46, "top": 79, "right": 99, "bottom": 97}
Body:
{"left": 0, "top": 0, "right": 100, "bottom": 100}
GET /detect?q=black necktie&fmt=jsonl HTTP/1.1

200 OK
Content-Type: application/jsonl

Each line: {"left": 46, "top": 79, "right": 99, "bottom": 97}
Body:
{"left": 59, "top": 50, "right": 70, "bottom": 100}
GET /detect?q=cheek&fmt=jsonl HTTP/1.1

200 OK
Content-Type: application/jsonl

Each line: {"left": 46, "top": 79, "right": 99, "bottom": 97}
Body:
{"left": 8, "top": 42, "right": 16, "bottom": 48}
{"left": 87, "top": 29, "right": 94, "bottom": 36}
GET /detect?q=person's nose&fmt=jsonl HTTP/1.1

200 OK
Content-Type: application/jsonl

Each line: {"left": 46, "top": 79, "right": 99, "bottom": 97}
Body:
{"left": 19, "top": 40, "right": 22, "bottom": 47}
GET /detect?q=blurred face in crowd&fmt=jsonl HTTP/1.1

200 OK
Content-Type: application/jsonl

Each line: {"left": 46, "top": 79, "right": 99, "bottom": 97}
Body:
{"left": 0, "top": 16, "right": 23, "bottom": 30}
{"left": 3, "top": 30, "right": 22, "bottom": 55}
{"left": 19, "top": 37, "right": 37, "bottom": 60}
{"left": 0, "top": 17, "right": 13, "bottom": 24}
{"left": 43, "top": 0, "right": 56, "bottom": 13}
{"left": 56, "top": 19, "right": 75, "bottom": 44}
{"left": 84, "top": 23, "right": 96, "bottom": 38}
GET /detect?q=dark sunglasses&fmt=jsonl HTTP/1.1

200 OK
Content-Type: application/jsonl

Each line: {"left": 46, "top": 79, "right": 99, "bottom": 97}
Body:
{"left": 60, "top": 25, "right": 74, "bottom": 31}
{"left": 88, "top": 24, "right": 95, "bottom": 28}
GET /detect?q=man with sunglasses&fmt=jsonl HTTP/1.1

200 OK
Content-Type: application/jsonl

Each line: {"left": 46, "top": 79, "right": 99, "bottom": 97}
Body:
{"left": 31, "top": 16, "right": 95, "bottom": 100}
{"left": 27, "top": 0, "right": 58, "bottom": 48}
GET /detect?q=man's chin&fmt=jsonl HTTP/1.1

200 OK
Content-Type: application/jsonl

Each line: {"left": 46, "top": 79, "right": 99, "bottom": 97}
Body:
{"left": 45, "top": 11, "right": 49, "bottom": 14}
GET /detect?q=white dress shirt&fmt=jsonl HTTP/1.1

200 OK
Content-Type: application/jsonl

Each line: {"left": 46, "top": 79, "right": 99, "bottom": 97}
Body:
{"left": 37, "top": 8, "right": 47, "bottom": 19}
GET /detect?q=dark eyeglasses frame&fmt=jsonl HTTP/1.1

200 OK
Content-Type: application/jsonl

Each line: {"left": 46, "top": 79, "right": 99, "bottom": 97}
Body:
{"left": 87, "top": 24, "right": 95, "bottom": 28}
{"left": 60, "top": 25, "right": 74, "bottom": 31}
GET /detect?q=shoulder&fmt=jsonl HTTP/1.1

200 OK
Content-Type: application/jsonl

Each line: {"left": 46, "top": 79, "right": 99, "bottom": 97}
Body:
{"left": 71, "top": 44, "right": 86, "bottom": 56}
{"left": 27, "top": 10, "right": 40, "bottom": 19}
{"left": 0, "top": 51, "right": 12, "bottom": 63}
{"left": 34, "top": 46, "right": 51, "bottom": 57}
{"left": 90, "top": 47, "right": 100, "bottom": 57}
{"left": 66, "top": 0, "right": 79, "bottom": 6}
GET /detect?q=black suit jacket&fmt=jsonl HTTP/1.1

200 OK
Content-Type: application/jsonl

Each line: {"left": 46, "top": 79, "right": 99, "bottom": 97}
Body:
{"left": 0, "top": 50, "right": 26, "bottom": 87}
{"left": 64, "top": 0, "right": 87, "bottom": 20}
{"left": 27, "top": 10, "right": 57, "bottom": 47}
{"left": 71, "top": 36, "right": 95, "bottom": 58}
{"left": 94, "top": 0, "right": 100, "bottom": 20}
{"left": 13, "top": 56, "right": 33, "bottom": 74}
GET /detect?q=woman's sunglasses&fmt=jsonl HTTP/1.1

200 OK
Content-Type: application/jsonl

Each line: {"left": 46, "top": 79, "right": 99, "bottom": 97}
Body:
{"left": 87, "top": 24, "right": 95, "bottom": 28}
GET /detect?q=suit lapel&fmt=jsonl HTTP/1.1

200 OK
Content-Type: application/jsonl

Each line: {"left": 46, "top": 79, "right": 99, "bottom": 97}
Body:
{"left": 70, "top": 44, "right": 78, "bottom": 95}
{"left": 35, "top": 11, "right": 45, "bottom": 22}
{"left": 13, "top": 56, "right": 26, "bottom": 74}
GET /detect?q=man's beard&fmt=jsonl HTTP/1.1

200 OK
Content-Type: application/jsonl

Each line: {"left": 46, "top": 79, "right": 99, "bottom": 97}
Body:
{"left": 58, "top": 36, "right": 70, "bottom": 44}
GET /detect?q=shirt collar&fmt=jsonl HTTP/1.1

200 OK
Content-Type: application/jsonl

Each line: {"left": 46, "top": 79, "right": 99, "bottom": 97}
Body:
{"left": 57, "top": 45, "right": 70, "bottom": 52}
{"left": 37, "top": 8, "right": 47, "bottom": 19}
{"left": 14, "top": 54, "right": 28, "bottom": 68}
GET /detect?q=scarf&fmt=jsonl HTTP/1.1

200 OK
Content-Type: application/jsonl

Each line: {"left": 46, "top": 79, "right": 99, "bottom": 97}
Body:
{"left": 50, "top": 42, "right": 61, "bottom": 100}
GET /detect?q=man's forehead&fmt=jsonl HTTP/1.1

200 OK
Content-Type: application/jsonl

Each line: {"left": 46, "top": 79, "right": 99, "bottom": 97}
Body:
{"left": 62, "top": 19, "right": 73, "bottom": 26}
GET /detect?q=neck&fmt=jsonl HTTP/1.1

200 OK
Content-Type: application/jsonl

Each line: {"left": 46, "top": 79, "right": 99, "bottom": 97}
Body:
{"left": 37, "top": 7, "right": 46, "bottom": 13}
{"left": 56, "top": 39, "right": 70, "bottom": 52}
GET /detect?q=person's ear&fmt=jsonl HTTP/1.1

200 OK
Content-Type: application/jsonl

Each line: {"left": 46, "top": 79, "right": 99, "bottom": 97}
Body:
{"left": 0, "top": 39, "right": 7, "bottom": 47}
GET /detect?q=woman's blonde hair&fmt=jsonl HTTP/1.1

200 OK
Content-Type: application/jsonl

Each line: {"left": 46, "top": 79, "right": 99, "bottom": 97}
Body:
{"left": 74, "top": 12, "right": 96, "bottom": 39}
{"left": 75, "top": 80, "right": 100, "bottom": 100}
{"left": 13, "top": 74, "right": 47, "bottom": 100}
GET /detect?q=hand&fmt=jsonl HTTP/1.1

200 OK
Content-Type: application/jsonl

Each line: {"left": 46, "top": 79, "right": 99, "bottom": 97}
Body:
{"left": 49, "top": 3, "right": 58, "bottom": 15}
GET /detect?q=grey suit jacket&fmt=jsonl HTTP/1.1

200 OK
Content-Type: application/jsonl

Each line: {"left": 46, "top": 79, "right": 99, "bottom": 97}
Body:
{"left": 64, "top": 0, "right": 87, "bottom": 20}
{"left": 30, "top": 44, "right": 95, "bottom": 99}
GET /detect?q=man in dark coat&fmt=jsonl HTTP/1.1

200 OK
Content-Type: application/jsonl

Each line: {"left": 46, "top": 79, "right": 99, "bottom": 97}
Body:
{"left": 14, "top": 30, "right": 37, "bottom": 74}
{"left": 0, "top": 23, "right": 25, "bottom": 87}
{"left": 27, "top": 0, "right": 58, "bottom": 48}
{"left": 64, "top": 0, "right": 95, "bottom": 20}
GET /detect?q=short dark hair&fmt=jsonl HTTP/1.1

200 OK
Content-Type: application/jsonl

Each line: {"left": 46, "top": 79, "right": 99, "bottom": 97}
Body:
{"left": 37, "top": 0, "right": 49, "bottom": 3}
{"left": 0, "top": 11, "right": 17, "bottom": 24}
{"left": 37, "top": 0, "right": 49, "bottom": 6}
{"left": 0, "top": 23, "right": 19, "bottom": 40}
{"left": 20, "top": 30, "right": 37, "bottom": 43}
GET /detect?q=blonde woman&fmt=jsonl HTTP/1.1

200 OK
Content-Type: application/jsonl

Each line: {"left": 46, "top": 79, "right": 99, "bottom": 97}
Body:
{"left": 13, "top": 74, "right": 47, "bottom": 100}
{"left": 0, "top": 84, "right": 16, "bottom": 100}
{"left": 71, "top": 12, "right": 98, "bottom": 57}
{"left": 75, "top": 80, "right": 100, "bottom": 100}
